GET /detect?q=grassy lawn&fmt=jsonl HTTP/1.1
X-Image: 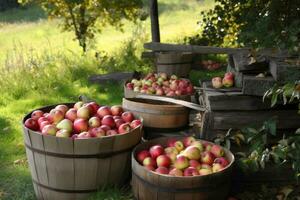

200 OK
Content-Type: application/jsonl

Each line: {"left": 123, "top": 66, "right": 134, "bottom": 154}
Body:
{"left": 0, "top": 1, "right": 220, "bottom": 199}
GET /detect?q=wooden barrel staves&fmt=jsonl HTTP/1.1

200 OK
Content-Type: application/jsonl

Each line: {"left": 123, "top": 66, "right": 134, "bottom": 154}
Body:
{"left": 131, "top": 137, "right": 235, "bottom": 200}
{"left": 22, "top": 103, "right": 142, "bottom": 200}
{"left": 122, "top": 98, "right": 189, "bottom": 139}
{"left": 155, "top": 52, "right": 193, "bottom": 78}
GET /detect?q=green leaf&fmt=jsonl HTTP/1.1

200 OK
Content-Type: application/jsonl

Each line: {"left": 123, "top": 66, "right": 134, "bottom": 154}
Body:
{"left": 271, "top": 92, "right": 279, "bottom": 107}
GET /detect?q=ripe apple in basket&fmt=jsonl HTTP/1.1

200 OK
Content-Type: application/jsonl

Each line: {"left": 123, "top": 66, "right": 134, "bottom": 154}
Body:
{"left": 137, "top": 150, "right": 151, "bottom": 164}
{"left": 155, "top": 167, "right": 169, "bottom": 175}
{"left": 73, "top": 118, "right": 88, "bottom": 133}
{"left": 77, "top": 131, "right": 91, "bottom": 139}
{"left": 156, "top": 155, "right": 171, "bottom": 168}
{"left": 97, "top": 106, "right": 112, "bottom": 118}
{"left": 31, "top": 110, "right": 44, "bottom": 120}
{"left": 184, "top": 167, "right": 199, "bottom": 176}
{"left": 50, "top": 109, "right": 64, "bottom": 124}
{"left": 89, "top": 127, "right": 105, "bottom": 137}
{"left": 169, "top": 168, "right": 183, "bottom": 176}
{"left": 56, "top": 129, "right": 71, "bottom": 138}
{"left": 24, "top": 118, "right": 39, "bottom": 131}
{"left": 118, "top": 123, "right": 131, "bottom": 134}
{"left": 55, "top": 104, "right": 69, "bottom": 115}
{"left": 115, "top": 119, "right": 125, "bottom": 128}
{"left": 86, "top": 102, "right": 100, "bottom": 115}
{"left": 42, "top": 124, "right": 57, "bottom": 136}
{"left": 111, "top": 105, "right": 123, "bottom": 116}
{"left": 222, "top": 72, "right": 234, "bottom": 88}
{"left": 122, "top": 111, "right": 134, "bottom": 123}
{"left": 74, "top": 101, "right": 84, "bottom": 110}
{"left": 149, "top": 145, "right": 164, "bottom": 159}
{"left": 100, "top": 125, "right": 111, "bottom": 132}
{"left": 212, "top": 77, "right": 223, "bottom": 89}
{"left": 88, "top": 116, "right": 101, "bottom": 128}
{"left": 65, "top": 108, "right": 77, "bottom": 121}
{"left": 106, "top": 129, "right": 118, "bottom": 136}
{"left": 130, "top": 119, "right": 142, "bottom": 129}
{"left": 101, "top": 115, "right": 115, "bottom": 128}
{"left": 77, "top": 106, "right": 90, "bottom": 120}
{"left": 57, "top": 119, "right": 73, "bottom": 132}
{"left": 143, "top": 157, "right": 157, "bottom": 168}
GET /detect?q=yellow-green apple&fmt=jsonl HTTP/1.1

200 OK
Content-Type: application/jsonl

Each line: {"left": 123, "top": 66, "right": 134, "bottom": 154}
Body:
{"left": 156, "top": 88, "right": 164, "bottom": 95}
{"left": 169, "top": 168, "right": 183, "bottom": 176}
{"left": 31, "top": 110, "right": 44, "bottom": 120}
{"left": 88, "top": 116, "right": 101, "bottom": 128}
{"left": 73, "top": 118, "right": 88, "bottom": 133}
{"left": 56, "top": 129, "right": 71, "bottom": 138}
{"left": 203, "top": 142, "right": 212, "bottom": 151}
{"left": 118, "top": 123, "right": 131, "bottom": 134}
{"left": 89, "top": 127, "right": 105, "bottom": 137}
{"left": 159, "top": 72, "right": 168, "bottom": 80}
{"left": 115, "top": 119, "right": 125, "bottom": 128}
{"left": 74, "top": 101, "right": 84, "bottom": 110}
{"left": 170, "top": 75, "right": 178, "bottom": 80}
{"left": 183, "top": 146, "right": 201, "bottom": 160}
{"left": 210, "top": 145, "right": 224, "bottom": 157}
{"left": 174, "top": 155, "right": 189, "bottom": 170}
{"left": 77, "top": 106, "right": 90, "bottom": 120}
{"left": 130, "top": 119, "right": 142, "bottom": 129}
{"left": 121, "top": 111, "right": 134, "bottom": 123}
{"left": 149, "top": 145, "right": 164, "bottom": 159}
{"left": 101, "top": 115, "right": 115, "bottom": 128}
{"left": 24, "top": 118, "right": 39, "bottom": 131}
{"left": 77, "top": 131, "right": 91, "bottom": 139}
{"left": 174, "top": 141, "right": 184, "bottom": 152}
{"left": 97, "top": 106, "right": 112, "bottom": 118}
{"left": 143, "top": 157, "right": 157, "bottom": 168}
{"left": 42, "top": 124, "right": 57, "bottom": 136}
{"left": 155, "top": 166, "right": 169, "bottom": 174}
{"left": 65, "top": 108, "right": 77, "bottom": 121}
{"left": 133, "top": 87, "right": 140, "bottom": 92}
{"left": 201, "top": 151, "right": 215, "bottom": 165}
{"left": 199, "top": 168, "right": 212, "bottom": 176}
{"left": 191, "top": 141, "right": 204, "bottom": 152}
{"left": 184, "top": 167, "right": 199, "bottom": 176}
{"left": 212, "top": 163, "right": 224, "bottom": 172}
{"left": 212, "top": 77, "right": 223, "bottom": 89}
{"left": 156, "top": 155, "right": 171, "bottom": 168}
{"left": 200, "top": 164, "right": 212, "bottom": 170}
{"left": 106, "top": 129, "right": 118, "bottom": 136}
{"left": 137, "top": 150, "right": 151, "bottom": 164}
{"left": 111, "top": 105, "right": 123, "bottom": 116}
{"left": 189, "top": 160, "right": 201, "bottom": 170}
{"left": 50, "top": 109, "right": 64, "bottom": 124}
{"left": 55, "top": 104, "right": 68, "bottom": 115}
{"left": 56, "top": 119, "right": 73, "bottom": 132}
{"left": 100, "top": 125, "right": 111, "bottom": 132}
{"left": 214, "top": 157, "right": 229, "bottom": 167}
{"left": 164, "top": 147, "right": 178, "bottom": 163}
{"left": 222, "top": 72, "right": 234, "bottom": 87}
{"left": 183, "top": 136, "right": 196, "bottom": 147}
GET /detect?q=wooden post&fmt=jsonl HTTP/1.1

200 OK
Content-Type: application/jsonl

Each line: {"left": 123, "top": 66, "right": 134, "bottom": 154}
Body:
{"left": 149, "top": 0, "right": 160, "bottom": 42}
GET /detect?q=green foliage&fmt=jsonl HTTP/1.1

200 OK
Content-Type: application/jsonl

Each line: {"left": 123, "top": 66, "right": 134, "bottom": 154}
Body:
{"left": 0, "top": 0, "right": 19, "bottom": 11}
{"left": 189, "top": 0, "right": 300, "bottom": 52}
{"left": 19, "top": 0, "right": 144, "bottom": 52}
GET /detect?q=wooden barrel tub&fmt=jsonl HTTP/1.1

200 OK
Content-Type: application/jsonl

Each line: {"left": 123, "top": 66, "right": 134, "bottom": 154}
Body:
{"left": 131, "top": 137, "right": 235, "bottom": 200}
{"left": 22, "top": 103, "right": 143, "bottom": 200}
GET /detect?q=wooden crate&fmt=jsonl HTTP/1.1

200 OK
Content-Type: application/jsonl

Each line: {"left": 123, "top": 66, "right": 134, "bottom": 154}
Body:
{"left": 199, "top": 82, "right": 300, "bottom": 140}
{"left": 270, "top": 58, "right": 300, "bottom": 83}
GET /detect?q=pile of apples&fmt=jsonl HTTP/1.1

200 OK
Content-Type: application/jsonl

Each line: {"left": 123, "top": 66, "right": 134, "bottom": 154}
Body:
{"left": 201, "top": 60, "right": 222, "bottom": 71}
{"left": 126, "top": 72, "right": 194, "bottom": 96}
{"left": 212, "top": 72, "right": 235, "bottom": 89}
{"left": 24, "top": 101, "right": 142, "bottom": 139}
{"left": 136, "top": 137, "right": 230, "bottom": 176}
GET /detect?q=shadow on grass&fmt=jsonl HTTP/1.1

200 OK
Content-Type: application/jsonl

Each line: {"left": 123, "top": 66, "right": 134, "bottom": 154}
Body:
{"left": 0, "top": 6, "right": 46, "bottom": 24}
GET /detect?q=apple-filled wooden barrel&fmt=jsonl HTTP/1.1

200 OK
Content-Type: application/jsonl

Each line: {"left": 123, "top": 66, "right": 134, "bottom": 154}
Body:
{"left": 132, "top": 137, "right": 235, "bottom": 200}
{"left": 22, "top": 103, "right": 143, "bottom": 200}
{"left": 122, "top": 98, "right": 189, "bottom": 138}
{"left": 155, "top": 52, "right": 193, "bottom": 78}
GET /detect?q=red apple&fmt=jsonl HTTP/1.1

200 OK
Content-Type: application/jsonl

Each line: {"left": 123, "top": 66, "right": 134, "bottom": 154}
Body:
{"left": 106, "top": 129, "right": 118, "bottom": 136}
{"left": 210, "top": 145, "right": 224, "bottom": 158}
{"left": 42, "top": 124, "right": 57, "bottom": 136}
{"left": 174, "top": 155, "right": 189, "bottom": 170}
{"left": 149, "top": 145, "right": 164, "bottom": 159}
{"left": 56, "top": 119, "right": 73, "bottom": 132}
{"left": 97, "top": 106, "right": 112, "bottom": 118}
{"left": 44, "top": 113, "right": 53, "bottom": 123}
{"left": 130, "top": 119, "right": 142, "bottom": 129}
{"left": 145, "top": 165, "right": 155, "bottom": 171}
{"left": 86, "top": 102, "right": 100, "bottom": 115}
{"left": 74, "top": 101, "right": 84, "bottom": 110}
{"left": 31, "top": 110, "right": 44, "bottom": 120}
{"left": 73, "top": 118, "right": 88, "bottom": 133}
{"left": 71, "top": 134, "right": 78, "bottom": 140}
{"left": 77, "top": 106, "right": 90, "bottom": 120}
{"left": 65, "top": 108, "right": 77, "bottom": 122}
{"left": 189, "top": 160, "right": 201, "bottom": 170}
{"left": 166, "top": 91, "right": 176, "bottom": 96}
{"left": 224, "top": 72, "right": 234, "bottom": 80}
{"left": 126, "top": 82, "right": 134, "bottom": 90}
{"left": 214, "top": 157, "right": 229, "bottom": 167}
{"left": 56, "top": 129, "right": 71, "bottom": 138}
{"left": 167, "top": 138, "right": 177, "bottom": 147}
{"left": 101, "top": 115, "right": 115, "bottom": 128}
{"left": 88, "top": 116, "right": 101, "bottom": 128}
{"left": 89, "top": 127, "right": 105, "bottom": 137}
{"left": 77, "top": 131, "right": 91, "bottom": 139}
{"left": 175, "top": 90, "right": 182, "bottom": 96}
{"left": 201, "top": 151, "right": 215, "bottom": 165}
{"left": 183, "top": 136, "right": 196, "bottom": 147}
{"left": 113, "top": 116, "right": 122, "bottom": 120}
{"left": 169, "top": 168, "right": 183, "bottom": 176}
{"left": 55, "top": 105, "right": 68, "bottom": 115}
{"left": 24, "top": 118, "right": 39, "bottom": 131}
{"left": 115, "top": 119, "right": 125, "bottom": 128}
{"left": 156, "top": 88, "right": 164, "bottom": 96}
{"left": 121, "top": 111, "right": 134, "bottom": 123}
{"left": 37, "top": 117, "right": 48, "bottom": 126}
{"left": 137, "top": 150, "right": 151, "bottom": 164}
{"left": 143, "top": 157, "right": 156, "bottom": 168}
{"left": 186, "top": 85, "right": 194, "bottom": 94}
{"left": 118, "top": 123, "right": 131, "bottom": 134}
{"left": 155, "top": 166, "right": 169, "bottom": 174}
{"left": 184, "top": 167, "right": 199, "bottom": 176}
{"left": 222, "top": 76, "right": 234, "bottom": 88}
{"left": 111, "top": 105, "right": 123, "bottom": 116}
{"left": 40, "top": 121, "right": 51, "bottom": 130}
{"left": 100, "top": 125, "right": 111, "bottom": 132}
{"left": 156, "top": 155, "right": 171, "bottom": 168}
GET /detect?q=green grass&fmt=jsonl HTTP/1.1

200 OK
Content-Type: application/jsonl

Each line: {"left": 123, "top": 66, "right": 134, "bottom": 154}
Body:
{"left": 0, "top": 1, "right": 218, "bottom": 199}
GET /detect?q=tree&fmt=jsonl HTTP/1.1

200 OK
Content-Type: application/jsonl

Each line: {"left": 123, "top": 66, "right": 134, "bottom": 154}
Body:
{"left": 0, "top": 0, "right": 19, "bottom": 11}
{"left": 20, "top": 0, "right": 144, "bottom": 52}
{"left": 191, "top": 0, "right": 300, "bottom": 52}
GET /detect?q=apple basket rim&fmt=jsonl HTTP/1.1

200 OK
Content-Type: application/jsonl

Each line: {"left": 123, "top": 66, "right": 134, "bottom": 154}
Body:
{"left": 132, "top": 136, "right": 235, "bottom": 179}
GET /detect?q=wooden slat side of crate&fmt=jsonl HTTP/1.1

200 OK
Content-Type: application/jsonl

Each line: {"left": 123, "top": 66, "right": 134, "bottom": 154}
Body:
{"left": 270, "top": 59, "right": 300, "bottom": 83}
{"left": 242, "top": 75, "right": 276, "bottom": 96}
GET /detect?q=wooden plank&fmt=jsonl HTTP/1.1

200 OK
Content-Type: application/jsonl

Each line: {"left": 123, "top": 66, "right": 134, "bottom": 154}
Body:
{"left": 269, "top": 59, "right": 300, "bottom": 83}
{"left": 149, "top": 0, "right": 160, "bottom": 42}
{"left": 242, "top": 75, "right": 276, "bottom": 96}
{"left": 144, "top": 42, "right": 250, "bottom": 54}
{"left": 232, "top": 53, "right": 268, "bottom": 72}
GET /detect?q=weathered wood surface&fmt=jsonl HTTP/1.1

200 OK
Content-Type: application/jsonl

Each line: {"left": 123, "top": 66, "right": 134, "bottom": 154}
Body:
{"left": 149, "top": 0, "right": 160, "bottom": 42}
{"left": 144, "top": 42, "right": 250, "bottom": 54}
{"left": 269, "top": 59, "right": 300, "bottom": 83}
{"left": 232, "top": 53, "right": 269, "bottom": 72}
{"left": 132, "top": 137, "right": 234, "bottom": 200}
{"left": 242, "top": 75, "right": 276, "bottom": 96}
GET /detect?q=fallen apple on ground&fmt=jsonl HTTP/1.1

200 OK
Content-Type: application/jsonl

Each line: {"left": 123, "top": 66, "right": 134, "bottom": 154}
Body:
{"left": 135, "top": 137, "right": 231, "bottom": 177}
